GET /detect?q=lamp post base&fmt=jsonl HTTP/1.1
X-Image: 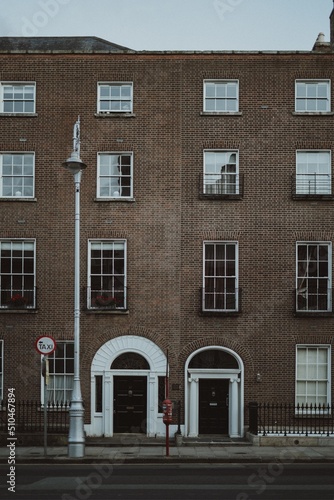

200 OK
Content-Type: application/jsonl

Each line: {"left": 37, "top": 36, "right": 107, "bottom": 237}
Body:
{"left": 68, "top": 401, "right": 85, "bottom": 458}
{"left": 68, "top": 442, "right": 85, "bottom": 458}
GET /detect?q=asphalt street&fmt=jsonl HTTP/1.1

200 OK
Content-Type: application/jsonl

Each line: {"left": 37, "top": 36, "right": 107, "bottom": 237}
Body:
{"left": 1, "top": 463, "right": 334, "bottom": 500}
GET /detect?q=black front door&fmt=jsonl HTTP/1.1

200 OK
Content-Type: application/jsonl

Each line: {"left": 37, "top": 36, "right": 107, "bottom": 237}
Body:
{"left": 199, "top": 379, "right": 229, "bottom": 434}
{"left": 114, "top": 376, "right": 147, "bottom": 433}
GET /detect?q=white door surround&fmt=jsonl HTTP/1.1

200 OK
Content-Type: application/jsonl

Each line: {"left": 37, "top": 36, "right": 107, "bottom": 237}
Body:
{"left": 185, "top": 346, "right": 244, "bottom": 438}
{"left": 88, "top": 335, "right": 167, "bottom": 437}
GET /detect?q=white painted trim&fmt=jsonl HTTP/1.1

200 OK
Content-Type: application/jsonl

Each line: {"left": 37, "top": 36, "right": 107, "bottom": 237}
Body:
{"left": 89, "top": 335, "right": 167, "bottom": 437}
{"left": 184, "top": 346, "right": 244, "bottom": 438}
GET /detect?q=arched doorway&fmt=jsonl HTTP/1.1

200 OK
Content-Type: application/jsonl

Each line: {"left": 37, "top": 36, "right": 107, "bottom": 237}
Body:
{"left": 185, "top": 346, "right": 244, "bottom": 438}
{"left": 88, "top": 336, "right": 167, "bottom": 437}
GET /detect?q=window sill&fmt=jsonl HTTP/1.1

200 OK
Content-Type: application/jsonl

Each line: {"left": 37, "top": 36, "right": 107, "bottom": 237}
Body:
{"left": 200, "top": 111, "right": 242, "bottom": 116}
{"left": 94, "top": 197, "right": 135, "bottom": 202}
{"left": 0, "top": 113, "right": 38, "bottom": 117}
{"left": 94, "top": 112, "right": 135, "bottom": 118}
{"left": 294, "top": 311, "right": 334, "bottom": 318}
{"left": 85, "top": 309, "right": 129, "bottom": 315}
{"left": 0, "top": 308, "right": 37, "bottom": 313}
{"left": 292, "top": 112, "right": 334, "bottom": 116}
{"left": 0, "top": 197, "right": 37, "bottom": 202}
{"left": 199, "top": 193, "right": 243, "bottom": 200}
{"left": 292, "top": 194, "right": 333, "bottom": 201}
{"left": 200, "top": 310, "right": 241, "bottom": 317}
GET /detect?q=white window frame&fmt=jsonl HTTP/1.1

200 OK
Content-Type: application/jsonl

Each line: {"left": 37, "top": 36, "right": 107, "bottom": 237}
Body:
{"left": 0, "top": 340, "right": 3, "bottom": 401}
{"left": 0, "top": 82, "right": 36, "bottom": 114}
{"left": 88, "top": 239, "right": 127, "bottom": 310}
{"left": 0, "top": 239, "right": 36, "bottom": 309}
{"left": 203, "top": 150, "right": 239, "bottom": 195}
{"left": 295, "top": 150, "right": 331, "bottom": 196}
{"left": 295, "top": 79, "right": 330, "bottom": 113}
{"left": 0, "top": 152, "right": 35, "bottom": 198}
{"left": 295, "top": 345, "right": 331, "bottom": 409}
{"left": 202, "top": 241, "right": 239, "bottom": 312}
{"left": 41, "top": 341, "right": 74, "bottom": 405}
{"left": 97, "top": 152, "right": 133, "bottom": 199}
{"left": 296, "top": 241, "right": 332, "bottom": 312}
{"left": 97, "top": 82, "right": 133, "bottom": 113}
{"left": 203, "top": 80, "right": 239, "bottom": 113}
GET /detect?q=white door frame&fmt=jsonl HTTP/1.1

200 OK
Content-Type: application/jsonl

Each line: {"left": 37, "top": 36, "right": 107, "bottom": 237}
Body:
{"left": 184, "top": 346, "right": 244, "bottom": 438}
{"left": 89, "top": 335, "right": 167, "bottom": 437}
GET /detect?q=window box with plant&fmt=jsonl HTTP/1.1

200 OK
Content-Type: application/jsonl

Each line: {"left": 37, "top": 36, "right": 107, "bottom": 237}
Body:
{"left": 93, "top": 295, "right": 118, "bottom": 309}
{"left": 8, "top": 293, "right": 27, "bottom": 308}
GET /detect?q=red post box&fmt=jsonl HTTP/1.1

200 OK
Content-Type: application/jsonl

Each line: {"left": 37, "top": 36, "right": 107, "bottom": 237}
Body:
{"left": 162, "top": 399, "right": 173, "bottom": 425}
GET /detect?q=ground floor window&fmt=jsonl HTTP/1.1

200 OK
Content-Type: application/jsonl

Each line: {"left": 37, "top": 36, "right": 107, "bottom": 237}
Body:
{"left": 296, "top": 345, "right": 330, "bottom": 407}
{"left": 45, "top": 341, "right": 74, "bottom": 404}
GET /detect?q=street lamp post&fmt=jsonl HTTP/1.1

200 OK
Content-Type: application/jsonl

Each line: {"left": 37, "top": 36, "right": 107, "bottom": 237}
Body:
{"left": 62, "top": 116, "right": 87, "bottom": 458}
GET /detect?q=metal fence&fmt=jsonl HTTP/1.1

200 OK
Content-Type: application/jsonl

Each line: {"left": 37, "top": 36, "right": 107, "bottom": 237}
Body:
{"left": 0, "top": 400, "right": 69, "bottom": 433}
{"left": 249, "top": 402, "right": 334, "bottom": 436}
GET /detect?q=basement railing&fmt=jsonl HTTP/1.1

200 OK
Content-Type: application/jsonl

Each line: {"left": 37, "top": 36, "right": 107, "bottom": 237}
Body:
{"left": 249, "top": 402, "right": 334, "bottom": 437}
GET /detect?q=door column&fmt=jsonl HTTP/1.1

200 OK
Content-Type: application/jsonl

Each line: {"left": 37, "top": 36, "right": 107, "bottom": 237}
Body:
{"left": 104, "top": 374, "right": 112, "bottom": 436}
{"left": 230, "top": 378, "right": 239, "bottom": 437}
{"left": 188, "top": 377, "right": 198, "bottom": 437}
{"left": 148, "top": 374, "right": 156, "bottom": 437}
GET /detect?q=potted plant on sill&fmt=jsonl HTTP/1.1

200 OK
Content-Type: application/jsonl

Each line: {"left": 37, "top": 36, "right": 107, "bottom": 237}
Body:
{"left": 8, "top": 293, "right": 27, "bottom": 308}
{"left": 94, "top": 295, "right": 117, "bottom": 309}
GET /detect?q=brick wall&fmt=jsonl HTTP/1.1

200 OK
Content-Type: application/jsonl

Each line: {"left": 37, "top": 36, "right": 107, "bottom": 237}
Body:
{"left": 0, "top": 50, "right": 333, "bottom": 422}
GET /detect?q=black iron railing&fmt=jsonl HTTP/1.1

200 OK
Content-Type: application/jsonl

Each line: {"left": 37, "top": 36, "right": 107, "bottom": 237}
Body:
{"left": 86, "top": 286, "right": 127, "bottom": 310}
{"left": 291, "top": 174, "right": 333, "bottom": 199}
{"left": 0, "top": 400, "right": 69, "bottom": 433}
{"left": 0, "top": 288, "right": 37, "bottom": 309}
{"left": 249, "top": 402, "right": 334, "bottom": 436}
{"left": 199, "top": 173, "right": 244, "bottom": 199}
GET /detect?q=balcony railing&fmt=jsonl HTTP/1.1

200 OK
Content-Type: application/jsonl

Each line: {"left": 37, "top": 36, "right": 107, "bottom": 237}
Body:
{"left": 87, "top": 287, "right": 127, "bottom": 311}
{"left": 199, "top": 173, "right": 244, "bottom": 199}
{"left": 295, "top": 288, "right": 332, "bottom": 314}
{"left": 292, "top": 174, "right": 333, "bottom": 199}
{"left": 0, "top": 288, "right": 37, "bottom": 309}
{"left": 249, "top": 402, "right": 334, "bottom": 437}
{"left": 200, "top": 288, "right": 241, "bottom": 314}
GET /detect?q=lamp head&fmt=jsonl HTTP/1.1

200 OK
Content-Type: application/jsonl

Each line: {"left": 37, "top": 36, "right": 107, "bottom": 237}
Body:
{"left": 62, "top": 152, "right": 87, "bottom": 175}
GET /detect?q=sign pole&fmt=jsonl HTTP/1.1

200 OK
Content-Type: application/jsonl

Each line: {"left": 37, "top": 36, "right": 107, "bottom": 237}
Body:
{"left": 35, "top": 336, "right": 56, "bottom": 459}
{"left": 166, "top": 349, "right": 169, "bottom": 457}
{"left": 43, "top": 356, "right": 48, "bottom": 457}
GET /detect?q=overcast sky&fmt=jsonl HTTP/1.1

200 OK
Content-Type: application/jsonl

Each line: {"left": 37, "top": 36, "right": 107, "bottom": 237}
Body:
{"left": 0, "top": 0, "right": 333, "bottom": 51}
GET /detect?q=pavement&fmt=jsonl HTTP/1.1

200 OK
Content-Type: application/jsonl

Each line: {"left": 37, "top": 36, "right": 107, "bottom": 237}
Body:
{"left": 1, "top": 436, "right": 334, "bottom": 463}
